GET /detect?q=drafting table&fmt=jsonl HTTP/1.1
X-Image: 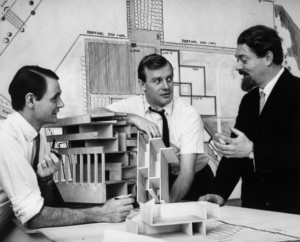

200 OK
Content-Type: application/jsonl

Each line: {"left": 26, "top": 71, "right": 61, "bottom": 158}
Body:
{"left": 13, "top": 206, "right": 300, "bottom": 242}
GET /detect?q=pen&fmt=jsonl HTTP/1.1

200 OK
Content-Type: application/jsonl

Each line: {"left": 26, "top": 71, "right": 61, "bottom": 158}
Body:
{"left": 52, "top": 139, "right": 56, "bottom": 149}
{"left": 51, "top": 139, "right": 62, "bottom": 159}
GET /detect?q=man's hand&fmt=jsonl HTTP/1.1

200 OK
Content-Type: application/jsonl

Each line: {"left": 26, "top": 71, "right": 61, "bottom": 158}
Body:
{"left": 100, "top": 197, "right": 134, "bottom": 223}
{"left": 199, "top": 194, "right": 225, "bottom": 205}
{"left": 129, "top": 114, "right": 161, "bottom": 138}
{"left": 214, "top": 127, "right": 253, "bottom": 158}
{"left": 36, "top": 151, "right": 60, "bottom": 178}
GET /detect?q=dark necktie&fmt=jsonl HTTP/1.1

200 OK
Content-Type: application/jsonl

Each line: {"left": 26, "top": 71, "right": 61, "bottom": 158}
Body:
{"left": 32, "top": 133, "right": 66, "bottom": 207}
{"left": 149, "top": 107, "right": 174, "bottom": 188}
{"left": 149, "top": 107, "right": 170, "bottom": 147}
{"left": 32, "top": 133, "right": 40, "bottom": 172}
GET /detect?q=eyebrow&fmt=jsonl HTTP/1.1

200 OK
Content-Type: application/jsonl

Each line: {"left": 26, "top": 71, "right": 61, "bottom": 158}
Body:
{"left": 151, "top": 77, "right": 162, "bottom": 81}
{"left": 51, "top": 92, "right": 61, "bottom": 99}
{"left": 235, "top": 54, "right": 247, "bottom": 59}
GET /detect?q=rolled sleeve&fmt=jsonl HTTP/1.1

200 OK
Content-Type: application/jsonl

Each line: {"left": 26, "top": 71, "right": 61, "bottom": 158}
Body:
{"left": 0, "top": 139, "right": 44, "bottom": 224}
{"left": 180, "top": 109, "right": 204, "bottom": 154}
{"left": 106, "top": 96, "right": 144, "bottom": 114}
{"left": 11, "top": 189, "right": 43, "bottom": 224}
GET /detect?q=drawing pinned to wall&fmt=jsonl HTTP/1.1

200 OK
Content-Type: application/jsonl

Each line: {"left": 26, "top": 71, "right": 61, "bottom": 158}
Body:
{"left": 180, "top": 83, "right": 191, "bottom": 96}
{"left": 85, "top": 39, "right": 156, "bottom": 113}
{"left": 162, "top": 0, "right": 274, "bottom": 50}
{"left": 133, "top": 0, "right": 163, "bottom": 39}
{"left": 180, "top": 50, "right": 244, "bottom": 118}
{"left": 0, "top": 94, "right": 12, "bottom": 119}
{"left": 162, "top": 49, "right": 217, "bottom": 116}
{"left": 192, "top": 96, "right": 216, "bottom": 116}
{"left": 0, "top": 0, "right": 130, "bottom": 117}
{"left": 161, "top": 49, "right": 179, "bottom": 83}
{"left": 180, "top": 66, "right": 205, "bottom": 96}
{"left": 274, "top": 0, "right": 300, "bottom": 77}
{"left": 173, "top": 82, "right": 192, "bottom": 105}
{"left": 0, "top": 0, "right": 43, "bottom": 56}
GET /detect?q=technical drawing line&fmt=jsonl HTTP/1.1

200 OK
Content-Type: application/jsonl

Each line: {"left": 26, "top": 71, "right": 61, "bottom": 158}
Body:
{"left": 54, "top": 34, "right": 130, "bottom": 72}
{"left": 54, "top": 34, "right": 81, "bottom": 72}
{"left": 206, "top": 223, "right": 243, "bottom": 241}
{"left": 0, "top": 0, "right": 44, "bottom": 56}
{"left": 8, "top": 9, "right": 24, "bottom": 25}
{"left": 6, "top": 10, "right": 22, "bottom": 27}
{"left": 0, "top": 0, "right": 18, "bottom": 14}
{"left": 3, "top": 13, "right": 20, "bottom": 29}
{"left": 5, "top": 10, "right": 24, "bottom": 29}
{"left": 218, "top": 220, "right": 300, "bottom": 240}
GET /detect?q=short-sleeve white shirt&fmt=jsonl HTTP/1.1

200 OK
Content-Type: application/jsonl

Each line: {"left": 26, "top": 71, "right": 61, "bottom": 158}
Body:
{"left": 107, "top": 95, "right": 205, "bottom": 172}
{"left": 0, "top": 112, "right": 46, "bottom": 225}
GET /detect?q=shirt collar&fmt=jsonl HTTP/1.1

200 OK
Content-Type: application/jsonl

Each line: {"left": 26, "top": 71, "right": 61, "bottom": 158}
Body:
{"left": 142, "top": 94, "right": 174, "bottom": 116}
{"left": 9, "top": 112, "right": 38, "bottom": 142}
{"left": 259, "top": 67, "right": 284, "bottom": 102}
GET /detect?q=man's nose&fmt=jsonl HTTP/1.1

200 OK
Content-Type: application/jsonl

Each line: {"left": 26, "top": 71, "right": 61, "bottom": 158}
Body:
{"left": 162, "top": 79, "right": 169, "bottom": 89}
{"left": 236, "top": 61, "right": 243, "bottom": 71}
{"left": 57, "top": 97, "right": 64, "bottom": 108}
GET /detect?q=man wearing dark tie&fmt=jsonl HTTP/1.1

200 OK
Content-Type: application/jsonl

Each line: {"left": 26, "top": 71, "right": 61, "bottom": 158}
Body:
{"left": 200, "top": 25, "right": 300, "bottom": 214}
{"left": 104, "top": 54, "right": 214, "bottom": 202}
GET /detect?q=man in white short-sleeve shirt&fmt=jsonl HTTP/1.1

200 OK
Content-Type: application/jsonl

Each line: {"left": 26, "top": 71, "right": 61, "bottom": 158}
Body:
{"left": 106, "top": 54, "right": 214, "bottom": 202}
{"left": 0, "top": 66, "right": 133, "bottom": 234}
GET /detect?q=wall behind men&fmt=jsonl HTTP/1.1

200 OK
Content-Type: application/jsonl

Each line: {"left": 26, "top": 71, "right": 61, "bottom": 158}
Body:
{"left": 0, "top": 0, "right": 128, "bottom": 118}
{"left": 1, "top": 0, "right": 300, "bottom": 199}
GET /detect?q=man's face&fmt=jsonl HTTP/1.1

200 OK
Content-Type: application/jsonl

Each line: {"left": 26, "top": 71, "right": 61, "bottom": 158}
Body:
{"left": 141, "top": 63, "right": 174, "bottom": 109}
{"left": 34, "top": 77, "right": 64, "bottom": 126}
{"left": 235, "top": 44, "right": 267, "bottom": 88}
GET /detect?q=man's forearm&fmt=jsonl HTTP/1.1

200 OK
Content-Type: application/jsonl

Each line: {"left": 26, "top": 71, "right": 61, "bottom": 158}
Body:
{"left": 101, "top": 107, "right": 136, "bottom": 126}
{"left": 169, "top": 171, "right": 195, "bottom": 202}
{"left": 195, "top": 153, "right": 209, "bottom": 172}
{"left": 27, "top": 206, "right": 101, "bottom": 229}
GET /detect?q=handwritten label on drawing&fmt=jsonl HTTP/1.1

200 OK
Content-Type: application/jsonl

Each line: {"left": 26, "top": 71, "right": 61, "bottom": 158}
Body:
{"left": 0, "top": 94, "right": 12, "bottom": 109}
{"left": 162, "top": 51, "right": 174, "bottom": 55}
{"left": 87, "top": 30, "right": 104, "bottom": 36}
{"left": 130, "top": 49, "right": 140, "bottom": 52}
{"left": 87, "top": 30, "right": 126, "bottom": 38}
{"left": 1, "top": 0, "right": 9, "bottom": 9}
{"left": 0, "top": 104, "right": 13, "bottom": 119}
{"left": 182, "top": 39, "right": 217, "bottom": 46}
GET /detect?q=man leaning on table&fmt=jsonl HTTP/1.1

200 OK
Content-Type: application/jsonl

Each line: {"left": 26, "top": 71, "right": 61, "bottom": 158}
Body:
{"left": 0, "top": 66, "right": 134, "bottom": 234}
{"left": 99, "top": 53, "right": 214, "bottom": 203}
{"left": 200, "top": 25, "right": 300, "bottom": 214}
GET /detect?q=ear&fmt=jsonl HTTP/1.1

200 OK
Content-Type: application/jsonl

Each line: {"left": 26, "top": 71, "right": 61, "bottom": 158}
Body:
{"left": 265, "top": 51, "right": 274, "bottom": 66}
{"left": 24, "top": 93, "right": 36, "bottom": 109}
{"left": 138, "top": 79, "right": 146, "bottom": 92}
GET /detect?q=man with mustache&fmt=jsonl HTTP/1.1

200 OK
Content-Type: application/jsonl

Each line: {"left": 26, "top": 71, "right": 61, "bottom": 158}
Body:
{"left": 0, "top": 66, "right": 134, "bottom": 237}
{"left": 239, "top": 70, "right": 257, "bottom": 92}
{"left": 104, "top": 54, "right": 214, "bottom": 202}
{"left": 200, "top": 25, "right": 300, "bottom": 214}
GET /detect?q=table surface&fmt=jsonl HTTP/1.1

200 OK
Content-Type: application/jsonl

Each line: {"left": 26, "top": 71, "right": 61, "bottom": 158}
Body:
{"left": 25, "top": 206, "right": 300, "bottom": 242}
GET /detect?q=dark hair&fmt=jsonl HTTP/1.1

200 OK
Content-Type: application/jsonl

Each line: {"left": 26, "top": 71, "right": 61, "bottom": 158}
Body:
{"left": 138, "top": 54, "right": 173, "bottom": 82}
{"left": 237, "top": 25, "right": 283, "bottom": 65}
{"left": 8, "top": 66, "right": 59, "bottom": 111}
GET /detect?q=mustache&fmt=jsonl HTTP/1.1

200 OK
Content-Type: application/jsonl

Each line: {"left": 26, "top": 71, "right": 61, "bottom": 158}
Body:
{"left": 239, "top": 70, "right": 248, "bottom": 76}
